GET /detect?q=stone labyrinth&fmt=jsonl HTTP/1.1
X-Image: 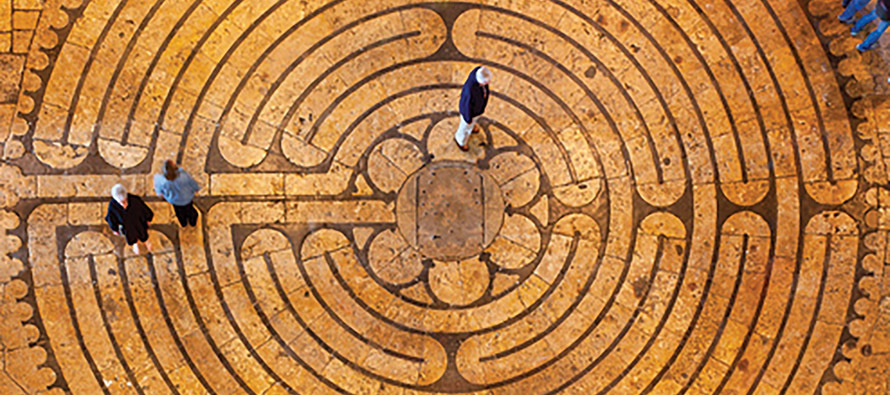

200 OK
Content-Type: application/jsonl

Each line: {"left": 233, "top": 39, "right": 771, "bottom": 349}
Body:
{"left": 0, "top": 0, "right": 884, "bottom": 393}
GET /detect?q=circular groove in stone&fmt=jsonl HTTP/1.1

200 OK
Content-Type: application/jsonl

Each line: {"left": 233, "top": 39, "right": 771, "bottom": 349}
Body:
{"left": 1, "top": 0, "right": 870, "bottom": 394}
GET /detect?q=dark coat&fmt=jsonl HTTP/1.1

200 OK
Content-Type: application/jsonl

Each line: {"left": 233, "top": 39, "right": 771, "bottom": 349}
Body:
{"left": 879, "top": 0, "right": 889, "bottom": 21}
{"left": 458, "top": 66, "right": 490, "bottom": 123}
{"left": 106, "top": 194, "right": 154, "bottom": 245}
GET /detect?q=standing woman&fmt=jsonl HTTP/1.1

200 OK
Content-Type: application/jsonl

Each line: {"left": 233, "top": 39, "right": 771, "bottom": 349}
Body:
{"left": 106, "top": 184, "right": 154, "bottom": 254}
{"left": 154, "top": 160, "right": 201, "bottom": 227}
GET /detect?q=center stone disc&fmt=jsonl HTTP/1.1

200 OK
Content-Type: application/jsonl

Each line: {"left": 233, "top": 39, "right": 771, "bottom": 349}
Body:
{"left": 396, "top": 162, "right": 505, "bottom": 261}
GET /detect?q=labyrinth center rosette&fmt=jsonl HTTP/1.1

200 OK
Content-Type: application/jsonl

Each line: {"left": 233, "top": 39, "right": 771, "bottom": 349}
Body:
{"left": 5, "top": 0, "right": 866, "bottom": 394}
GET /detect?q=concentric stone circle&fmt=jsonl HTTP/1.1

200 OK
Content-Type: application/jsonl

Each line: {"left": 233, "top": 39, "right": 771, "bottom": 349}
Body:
{"left": 0, "top": 0, "right": 874, "bottom": 394}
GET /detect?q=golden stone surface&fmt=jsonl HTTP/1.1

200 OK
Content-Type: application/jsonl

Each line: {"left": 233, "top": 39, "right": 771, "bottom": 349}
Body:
{"left": 0, "top": 0, "right": 885, "bottom": 393}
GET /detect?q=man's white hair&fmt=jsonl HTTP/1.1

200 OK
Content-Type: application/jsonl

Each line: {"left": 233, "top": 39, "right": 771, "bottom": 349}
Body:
{"left": 476, "top": 66, "right": 492, "bottom": 85}
{"left": 111, "top": 183, "right": 128, "bottom": 203}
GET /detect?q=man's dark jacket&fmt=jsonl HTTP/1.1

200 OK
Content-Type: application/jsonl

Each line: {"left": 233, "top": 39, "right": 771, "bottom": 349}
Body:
{"left": 106, "top": 194, "right": 154, "bottom": 245}
{"left": 459, "top": 66, "right": 489, "bottom": 123}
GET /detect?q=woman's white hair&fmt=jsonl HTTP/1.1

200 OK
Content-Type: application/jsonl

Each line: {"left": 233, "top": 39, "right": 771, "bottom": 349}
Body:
{"left": 476, "top": 66, "right": 492, "bottom": 85}
{"left": 111, "top": 183, "right": 128, "bottom": 203}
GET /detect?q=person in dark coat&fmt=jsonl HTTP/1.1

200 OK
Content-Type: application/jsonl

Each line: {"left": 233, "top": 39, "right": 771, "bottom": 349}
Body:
{"left": 454, "top": 66, "right": 492, "bottom": 151}
{"left": 153, "top": 160, "right": 200, "bottom": 227}
{"left": 106, "top": 183, "right": 154, "bottom": 254}
{"left": 852, "top": 0, "right": 890, "bottom": 51}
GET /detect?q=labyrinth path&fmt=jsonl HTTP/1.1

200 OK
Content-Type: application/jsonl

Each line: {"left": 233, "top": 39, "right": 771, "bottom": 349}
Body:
{"left": 0, "top": 0, "right": 886, "bottom": 393}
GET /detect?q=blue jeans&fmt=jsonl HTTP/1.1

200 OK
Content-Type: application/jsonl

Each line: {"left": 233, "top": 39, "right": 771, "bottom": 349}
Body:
{"left": 863, "top": 19, "right": 890, "bottom": 48}
{"left": 854, "top": 10, "right": 890, "bottom": 48}
{"left": 841, "top": 0, "right": 871, "bottom": 22}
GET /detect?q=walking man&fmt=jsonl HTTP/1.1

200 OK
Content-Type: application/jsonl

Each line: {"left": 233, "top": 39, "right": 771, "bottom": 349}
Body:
{"left": 455, "top": 66, "right": 492, "bottom": 151}
{"left": 106, "top": 184, "right": 154, "bottom": 254}
{"left": 153, "top": 160, "right": 201, "bottom": 227}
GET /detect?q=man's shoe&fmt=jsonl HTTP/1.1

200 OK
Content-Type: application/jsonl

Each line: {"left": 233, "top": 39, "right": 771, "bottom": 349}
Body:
{"left": 455, "top": 140, "right": 469, "bottom": 151}
{"left": 472, "top": 125, "right": 481, "bottom": 134}
{"left": 857, "top": 42, "right": 874, "bottom": 52}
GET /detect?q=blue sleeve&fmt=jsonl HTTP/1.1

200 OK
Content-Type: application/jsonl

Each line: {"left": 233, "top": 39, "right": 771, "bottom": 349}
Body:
{"left": 459, "top": 68, "right": 478, "bottom": 123}
{"left": 459, "top": 84, "right": 472, "bottom": 122}
{"left": 153, "top": 176, "right": 163, "bottom": 197}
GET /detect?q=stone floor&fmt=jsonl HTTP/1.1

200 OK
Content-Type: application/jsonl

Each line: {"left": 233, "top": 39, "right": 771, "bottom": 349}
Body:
{"left": 0, "top": 0, "right": 888, "bottom": 393}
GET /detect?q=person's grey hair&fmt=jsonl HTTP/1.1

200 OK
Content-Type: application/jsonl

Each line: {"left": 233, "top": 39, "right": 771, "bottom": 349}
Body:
{"left": 476, "top": 66, "right": 492, "bottom": 85}
{"left": 111, "top": 184, "right": 127, "bottom": 203}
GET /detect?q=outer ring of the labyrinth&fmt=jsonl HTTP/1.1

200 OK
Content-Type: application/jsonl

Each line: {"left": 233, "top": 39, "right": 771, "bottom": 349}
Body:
{"left": 808, "top": 1, "right": 890, "bottom": 393}
{"left": 0, "top": 0, "right": 863, "bottom": 394}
